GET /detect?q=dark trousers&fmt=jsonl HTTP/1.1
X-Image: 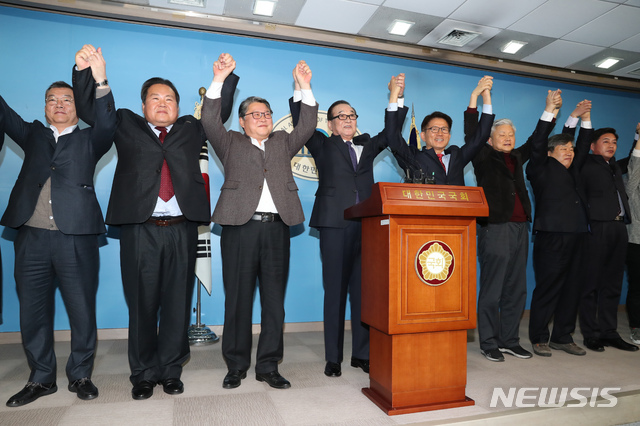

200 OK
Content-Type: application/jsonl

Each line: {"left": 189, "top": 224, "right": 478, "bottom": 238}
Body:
{"left": 627, "top": 242, "right": 640, "bottom": 328}
{"left": 14, "top": 226, "right": 99, "bottom": 383}
{"left": 319, "top": 222, "right": 368, "bottom": 363}
{"left": 221, "top": 220, "right": 290, "bottom": 374}
{"left": 477, "top": 222, "right": 528, "bottom": 351}
{"left": 580, "top": 221, "right": 627, "bottom": 339}
{"left": 529, "top": 231, "right": 585, "bottom": 344}
{"left": 120, "top": 220, "right": 197, "bottom": 385}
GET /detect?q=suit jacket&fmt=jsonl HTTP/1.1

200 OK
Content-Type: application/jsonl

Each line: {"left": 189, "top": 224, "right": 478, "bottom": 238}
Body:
{"left": 526, "top": 123, "right": 592, "bottom": 233}
{"left": 290, "top": 99, "right": 407, "bottom": 228}
{"left": 72, "top": 67, "right": 238, "bottom": 225}
{"left": 0, "top": 92, "right": 116, "bottom": 234}
{"left": 202, "top": 96, "right": 318, "bottom": 226}
{"left": 469, "top": 111, "right": 551, "bottom": 225}
{"left": 581, "top": 153, "right": 631, "bottom": 223}
{"left": 389, "top": 111, "right": 495, "bottom": 186}
{"left": 626, "top": 152, "right": 640, "bottom": 243}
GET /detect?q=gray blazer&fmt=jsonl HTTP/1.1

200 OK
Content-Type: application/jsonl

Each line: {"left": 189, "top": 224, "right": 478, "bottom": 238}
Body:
{"left": 626, "top": 151, "right": 640, "bottom": 244}
{"left": 202, "top": 96, "right": 318, "bottom": 226}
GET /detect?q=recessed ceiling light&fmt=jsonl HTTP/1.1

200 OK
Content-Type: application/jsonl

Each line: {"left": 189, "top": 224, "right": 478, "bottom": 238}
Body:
{"left": 169, "top": 0, "right": 205, "bottom": 6}
{"left": 595, "top": 58, "right": 621, "bottom": 69}
{"left": 253, "top": 0, "right": 276, "bottom": 17}
{"left": 388, "top": 20, "right": 414, "bottom": 36}
{"left": 500, "top": 40, "right": 527, "bottom": 54}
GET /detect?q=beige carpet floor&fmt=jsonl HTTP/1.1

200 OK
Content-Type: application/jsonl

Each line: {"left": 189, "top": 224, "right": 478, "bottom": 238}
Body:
{"left": 1, "top": 313, "right": 640, "bottom": 425}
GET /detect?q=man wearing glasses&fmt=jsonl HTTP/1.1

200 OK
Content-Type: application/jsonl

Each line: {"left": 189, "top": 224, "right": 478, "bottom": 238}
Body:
{"left": 288, "top": 74, "right": 406, "bottom": 378}
{"left": 2, "top": 47, "right": 115, "bottom": 406}
{"left": 389, "top": 76, "right": 494, "bottom": 186}
{"left": 202, "top": 54, "right": 318, "bottom": 390}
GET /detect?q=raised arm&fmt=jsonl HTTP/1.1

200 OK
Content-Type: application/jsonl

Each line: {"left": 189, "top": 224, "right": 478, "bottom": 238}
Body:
{"left": 72, "top": 44, "right": 108, "bottom": 126}
{"left": 526, "top": 90, "right": 562, "bottom": 176}
{"left": 461, "top": 76, "right": 495, "bottom": 163}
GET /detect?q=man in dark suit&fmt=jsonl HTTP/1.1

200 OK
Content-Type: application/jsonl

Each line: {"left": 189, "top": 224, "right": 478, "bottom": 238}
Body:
{"left": 388, "top": 76, "right": 494, "bottom": 186}
{"left": 580, "top": 126, "right": 639, "bottom": 352}
{"left": 472, "top": 89, "right": 558, "bottom": 362}
{"left": 201, "top": 54, "right": 318, "bottom": 390}
{"left": 2, "top": 47, "right": 115, "bottom": 407}
{"left": 526, "top": 93, "right": 592, "bottom": 358}
{"left": 72, "top": 45, "right": 239, "bottom": 400}
{"left": 289, "top": 74, "right": 407, "bottom": 377}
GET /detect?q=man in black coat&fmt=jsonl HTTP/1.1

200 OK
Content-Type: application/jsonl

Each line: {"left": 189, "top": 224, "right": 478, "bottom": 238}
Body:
{"left": 579, "top": 126, "right": 638, "bottom": 352}
{"left": 472, "top": 90, "right": 559, "bottom": 362}
{"left": 289, "top": 74, "right": 406, "bottom": 377}
{"left": 2, "top": 47, "right": 116, "bottom": 407}
{"left": 527, "top": 95, "right": 591, "bottom": 358}
{"left": 73, "top": 45, "right": 239, "bottom": 399}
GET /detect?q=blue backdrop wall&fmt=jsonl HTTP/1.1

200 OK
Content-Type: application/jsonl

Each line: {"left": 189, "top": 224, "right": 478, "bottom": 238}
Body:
{"left": 1, "top": 5, "right": 639, "bottom": 332}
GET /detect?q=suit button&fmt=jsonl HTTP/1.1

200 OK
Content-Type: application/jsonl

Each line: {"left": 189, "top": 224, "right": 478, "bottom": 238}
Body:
{"left": 38, "top": 183, "right": 43, "bottom": 188}
{"left": 259, "top": 185, "right": 263, "bottom": 190}
{"left": 156, "top": 169, "right": 161, "bottom": 173}
{"left": 264, "top": 169, "right": 267, "bottom": 173}
{"left": 51, "top": 166, "right": 56, "bottom": 170}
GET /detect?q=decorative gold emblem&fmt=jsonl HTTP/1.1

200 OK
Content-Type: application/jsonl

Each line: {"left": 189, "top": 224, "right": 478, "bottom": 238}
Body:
{"left": 273, "top": 110, "right": 360, "bottom": 181}
{"left": 415, "top": 241, "right": 455, "bottom": 286}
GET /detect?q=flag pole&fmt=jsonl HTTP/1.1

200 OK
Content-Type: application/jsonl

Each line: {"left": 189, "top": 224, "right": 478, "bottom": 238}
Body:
{"left": 188, "top": 87, "right": 218, "bottom": 346}
{"left": 188, "top": 278, "right": 218, "bottom": 345}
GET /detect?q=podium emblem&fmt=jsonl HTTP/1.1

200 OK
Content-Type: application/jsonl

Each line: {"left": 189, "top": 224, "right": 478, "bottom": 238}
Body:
{"left": 415, "top": 241, "right": 455, "bottom": 286}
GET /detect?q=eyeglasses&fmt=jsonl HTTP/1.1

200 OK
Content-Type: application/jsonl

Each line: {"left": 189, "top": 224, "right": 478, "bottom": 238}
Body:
{"left": 244, "top": 111, "right": 272, "bottom": 120}
{"left": 46, "top": 96, "right": 74, "bottom": 106}
{"left": 330, "top": 113, "right": 358, "bottom": 121}
{"left": 425, "top": 126, "right": 450, "bottom": 134}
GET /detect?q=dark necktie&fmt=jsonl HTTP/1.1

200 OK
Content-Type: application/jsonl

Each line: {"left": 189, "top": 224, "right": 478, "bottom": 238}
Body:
{"left": 156, "top": 126, "right": 175, "bottom": 202}
{"left": 347, "top": 141, "right": 359, "bottom": 203}
{"left": 437, "top": 153, "right": 446, "bottom": 172}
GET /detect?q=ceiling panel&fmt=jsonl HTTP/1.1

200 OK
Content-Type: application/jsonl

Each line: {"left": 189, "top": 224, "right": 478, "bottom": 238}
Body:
{"left": 148, "top": 0, "right": 225, "bottom": 14}
{"left": 223, "top": 0, "right": 305, "bottom": 25}
{"left": 295, "top": 0, "right": 377, "bottom": 34}
{"left": 562, "top": 4, "right": 640, "bottom": 47}
{"left": 379, "top": 0, "right": 466, "bottom": 17}
{"left": 569, "top": 48, "right": 640, "bottom": 74}
{"left": 508, "top": 0, "right": 616, "bottom": 38}
{"left": 521, "top": 39, "right": 604, "bottom": 68}
{"left": 448, "top": 0, "right": 546, "bottom": 29}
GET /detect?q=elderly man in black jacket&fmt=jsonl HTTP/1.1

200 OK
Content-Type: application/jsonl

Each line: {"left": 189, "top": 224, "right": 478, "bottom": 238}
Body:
{"left": 471, "top": 89, "right": 559, "bottom": 362}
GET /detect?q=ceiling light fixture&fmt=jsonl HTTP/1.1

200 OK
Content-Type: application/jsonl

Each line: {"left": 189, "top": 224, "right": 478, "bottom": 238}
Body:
{"left": 595, "top": 58, "right": 621, "bottom": 69}
{"left": 169, "top": 0, "right": 205, "bottom": 6}
{"left": 253, "top": 0, "right": 277, "bottom": 17}
{"left": 388, "top": 20, "right": 414, "bottom": 36}
{"left": 500, "top": 40, "right": 527, "bottom": 54}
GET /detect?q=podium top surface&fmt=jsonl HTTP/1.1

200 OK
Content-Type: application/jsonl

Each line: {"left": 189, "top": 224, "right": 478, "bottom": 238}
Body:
{"left": 344, "top": 182, "right": 489, "bottom": 219}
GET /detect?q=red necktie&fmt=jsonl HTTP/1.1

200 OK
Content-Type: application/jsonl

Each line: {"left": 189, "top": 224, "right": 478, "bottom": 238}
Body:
{"left": 155, "top": 126, "right": 175, "bottom": 202}
{"left": 437, "top": 153, "right": 446, "bottom": 172}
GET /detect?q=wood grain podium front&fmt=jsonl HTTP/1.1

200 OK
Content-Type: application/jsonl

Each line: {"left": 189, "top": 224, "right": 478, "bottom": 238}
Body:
{"left": 344, "top": 182, "right": 488, "bottom": 415}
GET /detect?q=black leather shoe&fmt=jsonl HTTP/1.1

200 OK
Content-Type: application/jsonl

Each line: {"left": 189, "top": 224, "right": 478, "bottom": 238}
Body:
{"left": 223, "top": 370, "right": 247, "bottom": 389}
{"left": 161, "top": 378, "right": 184, "bottom": 395}
{"left": 131, "top": 380, "right": 155, "bottom": 400}
{"left": 351, "top": 357, "right": 370, "bottom": 373}
{"left": 6, "top": 382, "right": 57, "bottom": 407}
{"left": 602, "top": 336, "right": 639, "bottom": 352}
{"left": 68, "top": 378, "right": 99, "bottom": 400}
{"left": 584, "top": 337, "right": 605, "bottom": 352}
{"left": 324, "top": 362, "right": 341, "bottom": 377}
{"left": 256, "top": 371, "right": 291, "bottom": 389}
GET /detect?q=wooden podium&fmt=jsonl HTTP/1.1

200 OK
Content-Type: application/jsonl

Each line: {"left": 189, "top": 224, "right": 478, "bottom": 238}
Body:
{"left": 344, "top": 182, "right": 488, "bottom": 415}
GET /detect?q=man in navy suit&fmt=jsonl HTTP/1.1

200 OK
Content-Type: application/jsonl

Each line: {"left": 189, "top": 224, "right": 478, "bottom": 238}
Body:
{"left": 2, "top": 47, "right": 116, "bottom": 407}
{"left": 388, "top": 76, "right": 495, "bottom": 186}
{"left": 290, "top": 74, "right": 406, "bottom": 377}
